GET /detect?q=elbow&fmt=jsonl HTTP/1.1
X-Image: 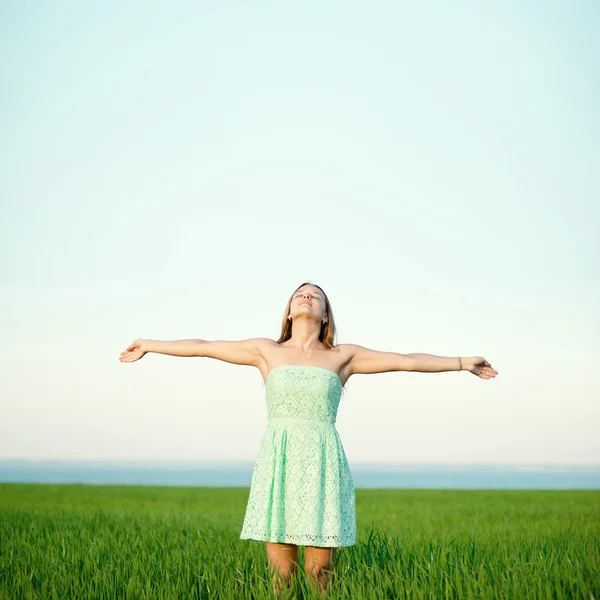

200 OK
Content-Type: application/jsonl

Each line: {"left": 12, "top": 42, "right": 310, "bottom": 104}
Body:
{"left": 400, "top": 354, "right": 419, "bottom": 372}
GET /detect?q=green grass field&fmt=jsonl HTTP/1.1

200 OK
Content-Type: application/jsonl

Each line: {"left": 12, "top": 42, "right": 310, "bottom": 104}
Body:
{"left": 1, "top": 484, "right": 598, "bottom": 599}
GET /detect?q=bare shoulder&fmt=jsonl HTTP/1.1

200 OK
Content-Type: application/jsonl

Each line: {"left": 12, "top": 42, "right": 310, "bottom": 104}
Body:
{"left": 334, "top": 343, "right": 357, "bottom": 381}
{"left": 256, "top": 337, "right": 280, "bottom": 355}
{"left": 253, "top": 337, "right": 280, "bottom": 368}
{"left": 336, "top": 343, "right": 361, "bottom": 362}
{"left": 253, "top": 337, "right": 277, "bottom": 348}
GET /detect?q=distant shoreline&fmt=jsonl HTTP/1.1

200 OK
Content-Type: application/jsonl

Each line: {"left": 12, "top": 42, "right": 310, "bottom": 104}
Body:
{"left": 1, "top": 458, "right": 599, "bottom": 471}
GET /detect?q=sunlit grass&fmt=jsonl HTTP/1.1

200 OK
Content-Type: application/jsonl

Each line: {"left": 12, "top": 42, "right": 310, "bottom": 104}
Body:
{"left": 1, "top": 484, "right": 598, "bottom": 599}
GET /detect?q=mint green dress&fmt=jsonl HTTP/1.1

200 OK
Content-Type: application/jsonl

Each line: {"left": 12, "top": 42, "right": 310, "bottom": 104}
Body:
{"left": 239, "top": 364, "right": 356, "bottom": 547}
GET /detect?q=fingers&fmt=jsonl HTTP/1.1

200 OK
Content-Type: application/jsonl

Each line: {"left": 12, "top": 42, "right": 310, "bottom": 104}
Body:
{"left": 479, "top": 367, "right": 498, "bottom": 379}
{"left": 472, "top": 364, "right": 498, "bottom": 379}
{"left": 482, "top": 360, "right": 498, "bottom": 375}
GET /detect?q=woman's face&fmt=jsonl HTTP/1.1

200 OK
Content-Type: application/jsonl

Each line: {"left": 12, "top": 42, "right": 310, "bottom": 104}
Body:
{"left": 290, "top": 285, "right": 327, "bottom": 322}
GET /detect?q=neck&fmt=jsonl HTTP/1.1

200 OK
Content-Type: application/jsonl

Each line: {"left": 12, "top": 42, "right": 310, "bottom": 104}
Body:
{"left": 286, "top": 319, "right": 324, "bottom": 353}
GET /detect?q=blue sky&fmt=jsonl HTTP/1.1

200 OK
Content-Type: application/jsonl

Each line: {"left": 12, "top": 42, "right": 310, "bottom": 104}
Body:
{"left": 1, "top": 0, "right": 598, "bottom": 465}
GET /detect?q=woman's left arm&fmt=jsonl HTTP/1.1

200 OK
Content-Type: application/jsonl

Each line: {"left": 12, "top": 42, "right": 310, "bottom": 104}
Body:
{"left": 344, "top": 344, "right": 499, "bottom": 379}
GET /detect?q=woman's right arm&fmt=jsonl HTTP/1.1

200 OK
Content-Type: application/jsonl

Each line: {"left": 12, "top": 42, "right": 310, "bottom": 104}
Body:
{"left": 119, "top": 337, "right": 270, "bottom": 367}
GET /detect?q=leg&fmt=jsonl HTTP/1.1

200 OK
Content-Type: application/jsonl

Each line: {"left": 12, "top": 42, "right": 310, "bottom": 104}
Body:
{"left": 266, "top": 542, "right": 299, "bottom": 597}
{"left": 305, "top": 545, "right": 337, "bottom": 594}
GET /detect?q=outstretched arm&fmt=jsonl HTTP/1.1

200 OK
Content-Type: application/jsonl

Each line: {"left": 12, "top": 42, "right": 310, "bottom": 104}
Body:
{"left": 345, "top": 344, "right": 498, "bottom": 379}
{"left": 119, "top": 337, "right": 270, "bottom": 367}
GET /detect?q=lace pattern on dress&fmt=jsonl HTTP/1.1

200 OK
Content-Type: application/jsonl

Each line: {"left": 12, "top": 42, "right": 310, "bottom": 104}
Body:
{"left": 240, "top": 365, "right": 356, "bottom": 548}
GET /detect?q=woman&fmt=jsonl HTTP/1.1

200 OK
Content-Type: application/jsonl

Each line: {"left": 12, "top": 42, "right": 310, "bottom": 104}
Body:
{"left": 119, "top": 281, "right": 498, "bottom": 595}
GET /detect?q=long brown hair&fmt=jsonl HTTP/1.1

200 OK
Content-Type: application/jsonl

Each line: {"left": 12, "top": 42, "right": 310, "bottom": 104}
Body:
{"left": 276, "top": 281, "right": 337, "bottom": 349}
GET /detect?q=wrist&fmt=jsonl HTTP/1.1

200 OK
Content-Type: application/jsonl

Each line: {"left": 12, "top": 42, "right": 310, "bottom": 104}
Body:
{"left": 459, "top": 357, "right": 472, "bottom": 372}
{"left": 139, "top": 338, "right": 152, "bottom": 352}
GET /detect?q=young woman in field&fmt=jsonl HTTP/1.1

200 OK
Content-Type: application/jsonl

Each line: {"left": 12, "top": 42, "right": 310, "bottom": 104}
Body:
{"left": 119, "top": 281, "right": 498, "bottom": 596}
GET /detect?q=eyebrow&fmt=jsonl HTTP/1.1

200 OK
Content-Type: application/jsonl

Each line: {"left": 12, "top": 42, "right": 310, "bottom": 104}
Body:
{"left": 295, "top": 289, "right": 322, "bottom": 297}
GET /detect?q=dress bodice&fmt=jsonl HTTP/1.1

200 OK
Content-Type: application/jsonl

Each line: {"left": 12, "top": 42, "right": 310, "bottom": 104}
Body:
{"left": 265, "top": 365, "right": 343, "bottom": 423}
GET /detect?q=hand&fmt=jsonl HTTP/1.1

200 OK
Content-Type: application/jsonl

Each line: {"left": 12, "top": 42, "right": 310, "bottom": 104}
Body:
{"left": 119, "top": 338, "right": 148, "bottom": 362}
{"left": 465, "top": 356, "right": 498, "bottom": 379}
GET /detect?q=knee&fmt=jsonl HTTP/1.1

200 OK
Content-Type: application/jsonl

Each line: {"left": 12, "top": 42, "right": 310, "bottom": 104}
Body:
{"left": 271, "top": 561, "right": 298, "bottom": 583}
{"left": 281, "top": 562, "right": 299, "bottom": 579}
{"left": 305, "top": 561, "right": 331, "bottom": 579}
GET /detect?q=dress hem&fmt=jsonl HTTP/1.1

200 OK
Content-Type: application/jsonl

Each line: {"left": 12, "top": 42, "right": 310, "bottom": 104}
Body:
{"left": 239, "top": 533, "right": 356, "bottom": 548}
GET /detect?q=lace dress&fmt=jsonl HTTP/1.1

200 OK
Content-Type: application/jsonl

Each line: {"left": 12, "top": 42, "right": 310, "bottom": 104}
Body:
{"left": 240, "top": 364, "right": 356, "bottom": 547}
